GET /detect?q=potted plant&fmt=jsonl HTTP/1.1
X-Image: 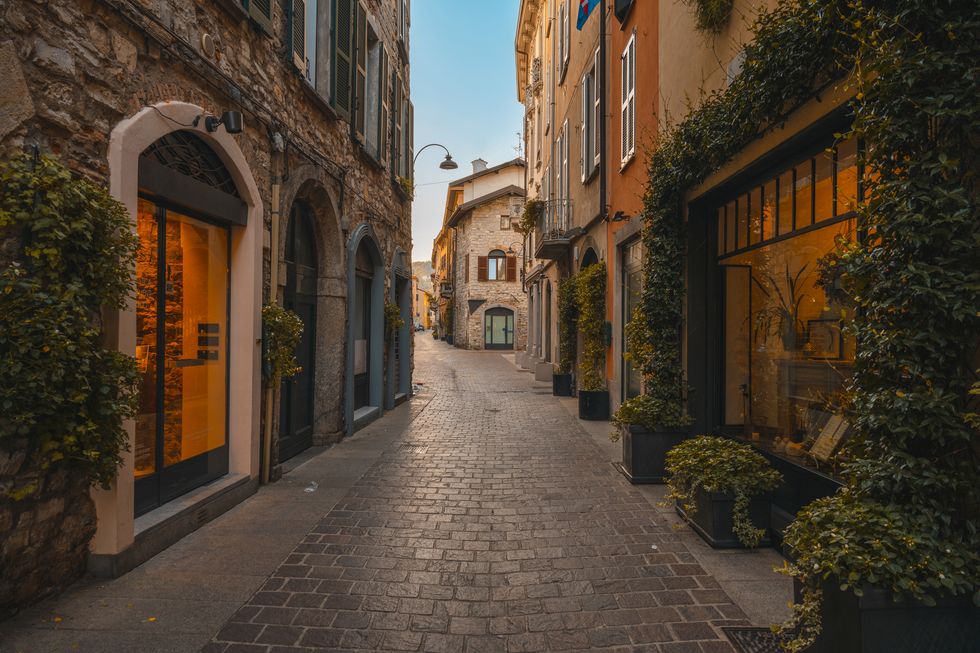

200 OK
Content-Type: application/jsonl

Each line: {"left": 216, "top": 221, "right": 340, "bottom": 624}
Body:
{"left": 575, "top": 263, "right": 608, "bottom": 419}
{"left": 553, "top": 275, "right": 577, "bottom": 396}
{"left": 611, "top": 307, "right": 693, "bottom": 482}
{"left": 664, "top": 435, "right": 781, "bottom": 548}
{"left": 774, "top": 3, "right": 980, "bottom": 647}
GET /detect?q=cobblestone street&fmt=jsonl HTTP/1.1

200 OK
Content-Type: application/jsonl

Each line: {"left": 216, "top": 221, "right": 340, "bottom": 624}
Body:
{"left": 204, "top": 337, "right": 751, "bottom": 653}
{"left": 1, "top": 336, "right": 789, "bottom": 653}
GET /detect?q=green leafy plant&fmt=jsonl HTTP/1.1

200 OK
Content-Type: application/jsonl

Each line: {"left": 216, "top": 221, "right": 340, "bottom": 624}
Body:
{"left": 397, "top": 176, "right": 414, "bottom": 201}
{"left": 516, "top": 199, "right": 544, "bottom": 236}
{"left": 384, "top": 301, "right": 405, "bottom": 337}
{"left": 636, "top": 0, "right": 978, "bottom": 646}
{"left": 262, "top": 303, "right": 303, "bottom": 382}
{"left": 0, "top": 153, "right": 139, "bottom": 491}
{"left": 556, "top": 275, "right": 579, "bottom": 374}
{"left": 665, "top": 435, "right": 782, "bottom": 547}
{"left": 752, "top": 263, "right": 811, "bottom": 351}
{"left": 575, "top": 262, "right": 606, "bottom": 391}
{"left": 682, "top": 0, "right": 735, "bottom": 33}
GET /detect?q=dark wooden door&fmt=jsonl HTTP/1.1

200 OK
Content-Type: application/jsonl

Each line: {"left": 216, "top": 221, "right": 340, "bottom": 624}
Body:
{"left": 279, "top": 205, "right": 317, "bottom": 463}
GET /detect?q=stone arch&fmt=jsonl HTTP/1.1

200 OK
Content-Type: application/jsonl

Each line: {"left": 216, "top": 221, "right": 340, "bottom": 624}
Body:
{"left": 387, "top": 247, "right": 412, "bottom": 407}
{"left": 581, "top": 247, "right": 600, "bottom": 269}
{"left": 278, "top": 168, "right": 346, "bottom": 444}
{"left": 345, "top": 223, "right": 385, "bottom": 435}
{"left": 99, "top": 101, "right": 263, "bottom": 558}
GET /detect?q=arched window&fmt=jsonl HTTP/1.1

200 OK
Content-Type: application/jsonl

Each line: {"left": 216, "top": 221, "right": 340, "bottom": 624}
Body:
{"left": 488, "top": 249, "right": 506, "bottom": 280}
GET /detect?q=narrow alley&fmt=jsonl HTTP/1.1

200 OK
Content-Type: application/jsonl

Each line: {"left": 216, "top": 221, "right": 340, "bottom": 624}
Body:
{"left": 1, "top": 337, "right": 788, "bottom": 653}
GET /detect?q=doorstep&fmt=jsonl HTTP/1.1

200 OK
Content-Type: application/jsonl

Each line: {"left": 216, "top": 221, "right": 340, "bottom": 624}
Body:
{"left": 87, "top": 473, "right": 257, "bottom": 578}
{"left": 353, "top": 405, "right": 381, "bottom": 432}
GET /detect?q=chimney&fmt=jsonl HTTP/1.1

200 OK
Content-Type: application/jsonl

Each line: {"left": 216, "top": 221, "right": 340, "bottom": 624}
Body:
{"left": 471, "top": 158, "right": 488, "bottom": 174}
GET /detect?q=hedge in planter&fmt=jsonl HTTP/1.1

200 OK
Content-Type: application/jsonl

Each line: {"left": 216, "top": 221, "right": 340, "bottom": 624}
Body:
{"left": 553, "top": 275, "right": 578, "bottom": 396}
{"left": 575, "top": 263, "right": 609, "bottom": 419}
{"left": 665, "top": 435, "right": 782, "bottom": 548}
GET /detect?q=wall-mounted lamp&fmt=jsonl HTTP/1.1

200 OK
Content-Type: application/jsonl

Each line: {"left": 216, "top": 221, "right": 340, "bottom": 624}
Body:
{"left": 610, "top": 211, "right": 631, "bottom": 222}
{"left": 198, "top": 111, "right": 244, "bottom": 134}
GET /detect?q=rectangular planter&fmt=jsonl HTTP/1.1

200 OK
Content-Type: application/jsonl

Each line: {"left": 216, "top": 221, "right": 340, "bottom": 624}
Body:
{"left": 552, "top": 373, "right": 573, "bottom": 396}
{"left": 577, "top": 390, "right": 609, "bottom": 420}
{"left": 795, "top": 579, "right": 980, "bottom": 653}
{"left": 619, "top": 424, "right": 687, "bottom": 484}
{"left": 675, "top": 486, "right": 771, "bottom": 548}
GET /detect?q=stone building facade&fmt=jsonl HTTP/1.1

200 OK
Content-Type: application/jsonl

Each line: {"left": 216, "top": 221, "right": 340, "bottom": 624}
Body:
{"left": 0, "top": 0, "right": 413, "bottom": 611}
{"left": 438, "top": 159, "right": 527, "bottom": 351}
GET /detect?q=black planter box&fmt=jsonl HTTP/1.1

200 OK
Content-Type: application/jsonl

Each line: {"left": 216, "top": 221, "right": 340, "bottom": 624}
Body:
{"left": 552, "top": 373, "right": 573, "bottom": 396}
{"left": 675, "top": 486, "right": 771, "bottom": 548}
{"left": 619, "top": 424, "right": 687, "bottom": 484}
{"left": 795, "top": 579, "right": 980, "bottom": 653}
{"left": 578, "top": 390, "right": 609, "bottom": 420}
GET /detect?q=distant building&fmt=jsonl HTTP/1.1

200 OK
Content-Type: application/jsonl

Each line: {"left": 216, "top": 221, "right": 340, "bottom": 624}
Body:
{"left": 432, "top": 159, "right": 527, "bottom": 349}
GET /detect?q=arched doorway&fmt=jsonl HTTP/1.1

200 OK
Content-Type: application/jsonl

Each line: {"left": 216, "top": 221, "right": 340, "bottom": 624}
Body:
{"left": 279, "top": 203, "right": 317, "bottom": 462}
{"left": 581, "top": 247, "right": 599, "bottom": 269}
{"left": 346, "top": 227, "right": 385, "bottom": 433}
{"left": 544, "top": 280, "right": 552, "bottom": 362}
{"left": 133, "top": 129, "right": 244, "bottom": 516}
{"left": 485, "top": 307, "right": 515, "bottom": 350}
{"left": 389, "top": 249, "right": 412, "bottom": 406}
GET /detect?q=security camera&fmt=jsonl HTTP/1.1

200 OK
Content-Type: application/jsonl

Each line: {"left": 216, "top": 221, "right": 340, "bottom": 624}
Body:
{"left": 204, "top": 111, "right": 244, "bottom": 135}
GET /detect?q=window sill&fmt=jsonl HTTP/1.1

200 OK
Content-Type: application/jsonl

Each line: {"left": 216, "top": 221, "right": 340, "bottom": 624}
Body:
{"left": 582, "top": 165, "right": 599, "bottom": 185}
{"left": 299, "top": 78, "right": 339, "bottom": 121}
{"left": 215, "top": 0, "right": 248, "bottom": 20}
{"left": 620, "top": 152, "right": 636, "bottom": 173}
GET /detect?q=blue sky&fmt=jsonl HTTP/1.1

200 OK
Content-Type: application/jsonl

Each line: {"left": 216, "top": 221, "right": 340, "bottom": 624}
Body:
{"left": 409, "top": 0, "right": 525, "bottom": 261}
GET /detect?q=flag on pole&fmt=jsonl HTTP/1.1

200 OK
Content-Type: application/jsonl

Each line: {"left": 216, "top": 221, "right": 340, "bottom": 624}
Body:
{"left": 577, "top": 0, "right": 600, "bottom": 30}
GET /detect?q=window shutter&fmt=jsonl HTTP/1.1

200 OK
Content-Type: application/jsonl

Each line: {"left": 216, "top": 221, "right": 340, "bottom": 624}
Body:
{"left": 465, "top": 254, "right": 470, "bottom": 282}
{"left": 390, "top": 70, "right": 400, "bottom": 170}
{"left": 507, "top": 256, "right": 517, "bottom": 282}
{"left": 331, "top": 0, "right": 354, "bottom": 119}
{"left": 379, "top": 47, "right": 389, "bottom": 162}
{"left": 354, "top": 2, "right": 367, "bottom": 140}
{"left": 249, "top": 0, "right": 273, "bottom": 33}
{"left": 393, "top": 80, "right": 403, "bottom": 176}
{"left": 621, "top": 34, "right": 635, "bottom": 163}
{"left": 593, "top": 49, "right": 601, "bottom": 167}
{"left": 581, "top": 71, "right": 588, "bottom": 181}
{"left": 477, "top": 256, "right": 488, "bottom": 282}
{"left": 288, "top": 0, "right": 306, "bottom": 72}
{"left": 406, "top": 99, "right": 414, "bottom": 181}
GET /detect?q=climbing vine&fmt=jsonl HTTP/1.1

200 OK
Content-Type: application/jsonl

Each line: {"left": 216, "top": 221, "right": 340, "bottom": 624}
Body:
{"left": 516, "top": 199, "right": 543, "bottom": 236}
{"left": 635, "top": 0, "right": 979, "bottom": 648}
{"left": 262, "top": 302, "right": 303, "bottom": 383}
{"left": 575, "top": 262, "right": 606, "bottom": 391}
{"left": 556, "top": 275, "right": 578, "bottom": 375}
{"left": 0, "top": 153, "right": 139, "bottom": 492}
{"left": 682, "top": 0, "right": 735, "bottom": 33}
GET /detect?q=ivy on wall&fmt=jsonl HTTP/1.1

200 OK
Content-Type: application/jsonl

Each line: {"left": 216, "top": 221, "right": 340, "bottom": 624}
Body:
{"left": 635, "top": 0, "right": 978, "bottom": 647}
{"left": 682, "top": 0, "right": 735, "bottom": 34}
{"left": 262, "top": 303, "right": 303, "bottom": 382}
{"left": 575, "top": 262, "right": 606, "bottom": 391}
{"left": 0, "top": 153, "right": 139, "bottom": 492}
{"left": 556, "top": 275, "right": 578, "bottom": 375}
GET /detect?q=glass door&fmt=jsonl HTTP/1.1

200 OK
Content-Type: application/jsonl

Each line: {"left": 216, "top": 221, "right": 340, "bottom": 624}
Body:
{"left": 135, "top": 198, "right": 230, "bottom": 516}
{"left": 484, "top": 308, "right": 515, "bottom": 350}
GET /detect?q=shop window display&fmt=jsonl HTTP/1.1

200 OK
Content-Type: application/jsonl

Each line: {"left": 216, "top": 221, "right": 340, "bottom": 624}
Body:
{"left": 717, "top": 139, "right": 859, "bottom": 473}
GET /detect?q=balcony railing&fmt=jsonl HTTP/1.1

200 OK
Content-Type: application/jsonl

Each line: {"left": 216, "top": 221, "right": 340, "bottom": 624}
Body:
{"left": 534, "top": 199, "right": 573, "bottom": 260}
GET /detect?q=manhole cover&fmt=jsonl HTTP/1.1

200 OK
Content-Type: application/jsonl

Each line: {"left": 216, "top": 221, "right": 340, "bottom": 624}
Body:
{"left": 723, "top": 627, "right": 789, "bottom": 653}
{"left": 400, "top": 443, "right": 428, "bottom": 454}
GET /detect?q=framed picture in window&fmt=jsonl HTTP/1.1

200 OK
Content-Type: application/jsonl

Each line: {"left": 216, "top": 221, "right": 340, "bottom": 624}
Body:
{"left": 807, "top": 318, "right": 843, "bottom": 359}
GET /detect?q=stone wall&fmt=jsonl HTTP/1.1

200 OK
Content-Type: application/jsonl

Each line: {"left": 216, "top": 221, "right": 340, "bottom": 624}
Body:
{"left": 0, "top": 445, "right": 96, "bottom": 620}
{"left": 0, "top": 0, "right": 412, "bottom": 613}
{"left": 453, "top": 195, "right": 528, "bottom": 350}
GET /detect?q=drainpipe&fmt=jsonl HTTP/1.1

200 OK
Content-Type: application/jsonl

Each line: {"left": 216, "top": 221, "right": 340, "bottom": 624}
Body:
{"left": 599, "top": 0, "right": 607, "bottom": 221}
{"left": 261, "top": 160, "right": 283, "bottom": 485}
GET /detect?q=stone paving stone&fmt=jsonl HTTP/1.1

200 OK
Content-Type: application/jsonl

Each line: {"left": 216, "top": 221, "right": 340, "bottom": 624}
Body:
{"left": 206, "top": 340, "right": 743, "bottom": 651}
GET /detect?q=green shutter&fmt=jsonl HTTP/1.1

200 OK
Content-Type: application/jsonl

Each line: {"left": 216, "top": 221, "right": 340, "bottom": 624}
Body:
{"left": 288, "top": 0, "right": 307, "bottom": 73}
{"left": 248, "top": 0, "right": 273, "bottom": 33}
{"left": 331, "top": 0, "right": 354, "bottom": 119}
{"left": 379, "top": 47, "right": 389, "bottom": 162}
{"left": 354, "top": 2, "right": 367, "bottom": 140}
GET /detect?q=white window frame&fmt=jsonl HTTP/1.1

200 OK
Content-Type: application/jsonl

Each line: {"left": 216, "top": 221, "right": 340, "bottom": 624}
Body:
{"left": 557, "top": 0, "right": 569, "bottom": 83}
{"left": 621, "top": 31, "right": 636, "bottom": 167}
{"left": 581, "top": 49, "right": 600, "bottom": 181}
